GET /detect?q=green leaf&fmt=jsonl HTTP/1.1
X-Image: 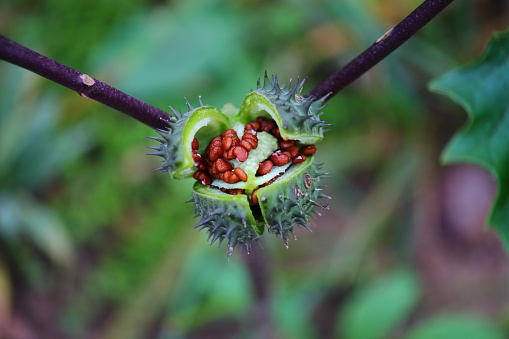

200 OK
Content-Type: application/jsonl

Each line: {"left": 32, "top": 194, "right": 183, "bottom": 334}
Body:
{"left": 430, "top": 31, "right": 509, "bottom": 248}
{"left": 338, "top": 269, "right": 420, "bottom": 339}
{"left": 407, "top": 314, "right": 505, "bottom": 339}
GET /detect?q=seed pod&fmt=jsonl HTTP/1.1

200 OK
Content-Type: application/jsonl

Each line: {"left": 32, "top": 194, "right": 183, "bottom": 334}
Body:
{"left": 149, "top": 75, "right": 329, "bottom": 255}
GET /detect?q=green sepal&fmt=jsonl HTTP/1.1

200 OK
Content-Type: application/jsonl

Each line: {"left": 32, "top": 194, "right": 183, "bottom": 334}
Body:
{"left": 238, "top": 74, "right": 329, "bottom": 144}
{"left": 153, "top": 105, "right": 230, "bottom": 179}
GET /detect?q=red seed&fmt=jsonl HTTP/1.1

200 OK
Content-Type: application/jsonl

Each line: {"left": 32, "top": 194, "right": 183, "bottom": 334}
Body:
{"left": 222, "top": 129, "right": 238, "bottom": 139}
{"left": 270, "top": 151, "right": 291, "bottom": 166}
{"left": 271, "top": 127, "right": 281, "bottom": 139}
{"left": 196, "top": 161, "right": 207, "bottom": 171}
{"left": 257, "top": 160, "right": 273, "bottom": 175}
{"left": 234, "top": 167, "right": 248, "bottom": 182}
{"left": 209, "top": 146, "right": 223, "bottom": 161}
{"left": 222, "top": 136, "right": 233, "bottom": 150}
{"left": 292, "top": 155, "right": 306, "bottom": 164}
{"left": 246, "top": 121, "right": 260, "bottom": 131}
{"left": 224, "top": 147, "right": 236, "bottom": 160}
{"left": 211, "top": 136, "right": 222, "bottom": 146}
{"left": 260, "top": 120, "right": 276, "bottom": 132}
{"left": 279, "top": 140, "right": 295, "bottom": 149}
{"left": 302, "top": 145, "right": 316, "bottom": 155}
{"left": 223, "top": 171, "right": 240, "bottom": 184}
{"left": 192, "top": 138, "right": 199, "bottom": 151}
{"left": 288, "top": 145, "right": 299, "bottom": 158}
{"left": 192, "top": 150, "right": 201, "bottom": 162}
{"left": 233, "top": 146, "right": 248, "bottom": 162}
{"left": 251, "top": 189, "right": 259, "bottom": 204}
{"left": 240, "top": 140, "right": 253, "bottom": 151}
{"left": 215, "top": 158, "right": 232, "bottom": 172}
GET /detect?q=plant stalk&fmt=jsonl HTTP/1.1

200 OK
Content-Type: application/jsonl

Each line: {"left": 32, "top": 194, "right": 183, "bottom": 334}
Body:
{"left": 307, "top": 0, "right": 456, "bottom": 100}
{"left": 0, "top": 35, "right": 171, "bottom": 130}
{"left": 0, "top": 0, "right": 455, "bottom": 128}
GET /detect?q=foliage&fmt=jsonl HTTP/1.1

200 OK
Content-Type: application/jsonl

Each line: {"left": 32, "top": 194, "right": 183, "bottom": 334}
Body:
{"left": 1, "top": 0, "right": 508, "bottom": 338}
{"left": 431, "top": 31, "right": 509, "bottom": 248}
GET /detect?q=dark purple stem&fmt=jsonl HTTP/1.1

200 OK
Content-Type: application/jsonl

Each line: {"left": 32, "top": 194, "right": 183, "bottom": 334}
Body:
{"left": 1, "top": 0, "right": 454, "bottom": 128}
{"left": 307, "top": 0, "right": 455, "bottom": 100}
{"left": 0, "top": 35, "right": 171, "bottom": 130}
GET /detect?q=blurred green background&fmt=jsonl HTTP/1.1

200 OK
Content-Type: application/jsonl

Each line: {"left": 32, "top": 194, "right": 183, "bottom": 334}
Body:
{"left": 1, "top": 0, "right": 509, "bottom": 338}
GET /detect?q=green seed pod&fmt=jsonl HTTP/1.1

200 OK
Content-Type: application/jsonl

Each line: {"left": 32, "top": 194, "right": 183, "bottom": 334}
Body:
{"left": 149, "top": 75, "right": 330, "bottom": 256}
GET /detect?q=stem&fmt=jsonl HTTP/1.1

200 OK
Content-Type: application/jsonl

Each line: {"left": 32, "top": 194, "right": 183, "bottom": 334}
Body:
{"left": 307, "top": 0, "right": 456, "bottom": 100}
{"left": 0, "top": 35, "right": 171, "bottom": 130}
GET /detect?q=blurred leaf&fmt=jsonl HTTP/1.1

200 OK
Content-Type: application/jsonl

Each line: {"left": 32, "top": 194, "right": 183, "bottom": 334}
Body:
{"left": 430, "top": 31, "right": 509, "bottom": 248}
{"left": 407, "top": 314, "right": 505, "bottom": 339}
{"left": 338, "top": 269, "right": 420, "bottom": 339}
{"left": 0, "top": 193, "right": 74, "bottom": 268}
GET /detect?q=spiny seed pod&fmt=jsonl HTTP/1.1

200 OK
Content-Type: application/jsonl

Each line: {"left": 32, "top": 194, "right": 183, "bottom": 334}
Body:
{"left": 148, "top": 75, "right": 330, "bottom": 256}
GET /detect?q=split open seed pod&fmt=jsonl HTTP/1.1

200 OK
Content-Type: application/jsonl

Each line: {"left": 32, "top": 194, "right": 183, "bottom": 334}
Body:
{"left": 149, "top": 75, "right": 330, "bottom": 256}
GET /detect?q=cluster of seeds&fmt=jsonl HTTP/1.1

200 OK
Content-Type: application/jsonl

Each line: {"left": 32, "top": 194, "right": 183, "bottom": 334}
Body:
{"left": 191, "top": 117, "right": 316, "bottom": 197}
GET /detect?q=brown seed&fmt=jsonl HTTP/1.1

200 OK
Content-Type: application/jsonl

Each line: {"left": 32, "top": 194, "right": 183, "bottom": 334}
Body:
{"left": 196, "top": 161, "right": 207, "bottom": 171}
{"left": 302, "top": 145, "right": 316, "bottom": 155}
{"left": 192, "top": 138, "right": 199, "bottom": 151}
{"left": 270, "top": 151, "right": 291, "bottom": 166}
{"left": 233, "top": 146, "right": 248, "bottom": 162}
{"left": 246, "top": 121, "right": 260, "bottom": 131}
{"left": 288, "top": 145, "right": 299, "bottom": 158}
{"left": 209, "top": 146, "right": 223, "bottom": 161}
{"left": 224, "top": 147, "right": 236, "bottom": 160}
{"left": 222, "top": 136, "right": 233, "bottom": 150}
{"left": 215, "top": 158, "right": 232, "bottom": 172}
{"left": 279, "top": 140, "right": 295, "bottom": 149}
{"left": 251, "top": 189, "right": 259, "bottom": 204}
{"left": 240, "top": 140, "right": 253, "bottom": 151}
{"left": 211, "top": 136, "right": 222, "bottom": 146}
{"left": 271, "top": 127, "right": 281, "bottom": 139}
{"left": 260, "top": 120, "right": 276, "bottom": 132}
{"left": 192, "top": 150, "right": 201, "bottom": 162}
{"left": 223, "top": 171, "right": 240, "bottom": 184}
{"left": 193, "top": 171, "right": 212, "bottom": 185}
{"left": 221, "top": 129, "right": 238, "bottom": 138}
{"left": 292, "top": 155, "right": 307, "bottom": 164}
{"left": 257, "top": 160, "right": 273, "bottom": 175}
{"left": 234, "top": 167, "right": 248, "bottom": 182}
